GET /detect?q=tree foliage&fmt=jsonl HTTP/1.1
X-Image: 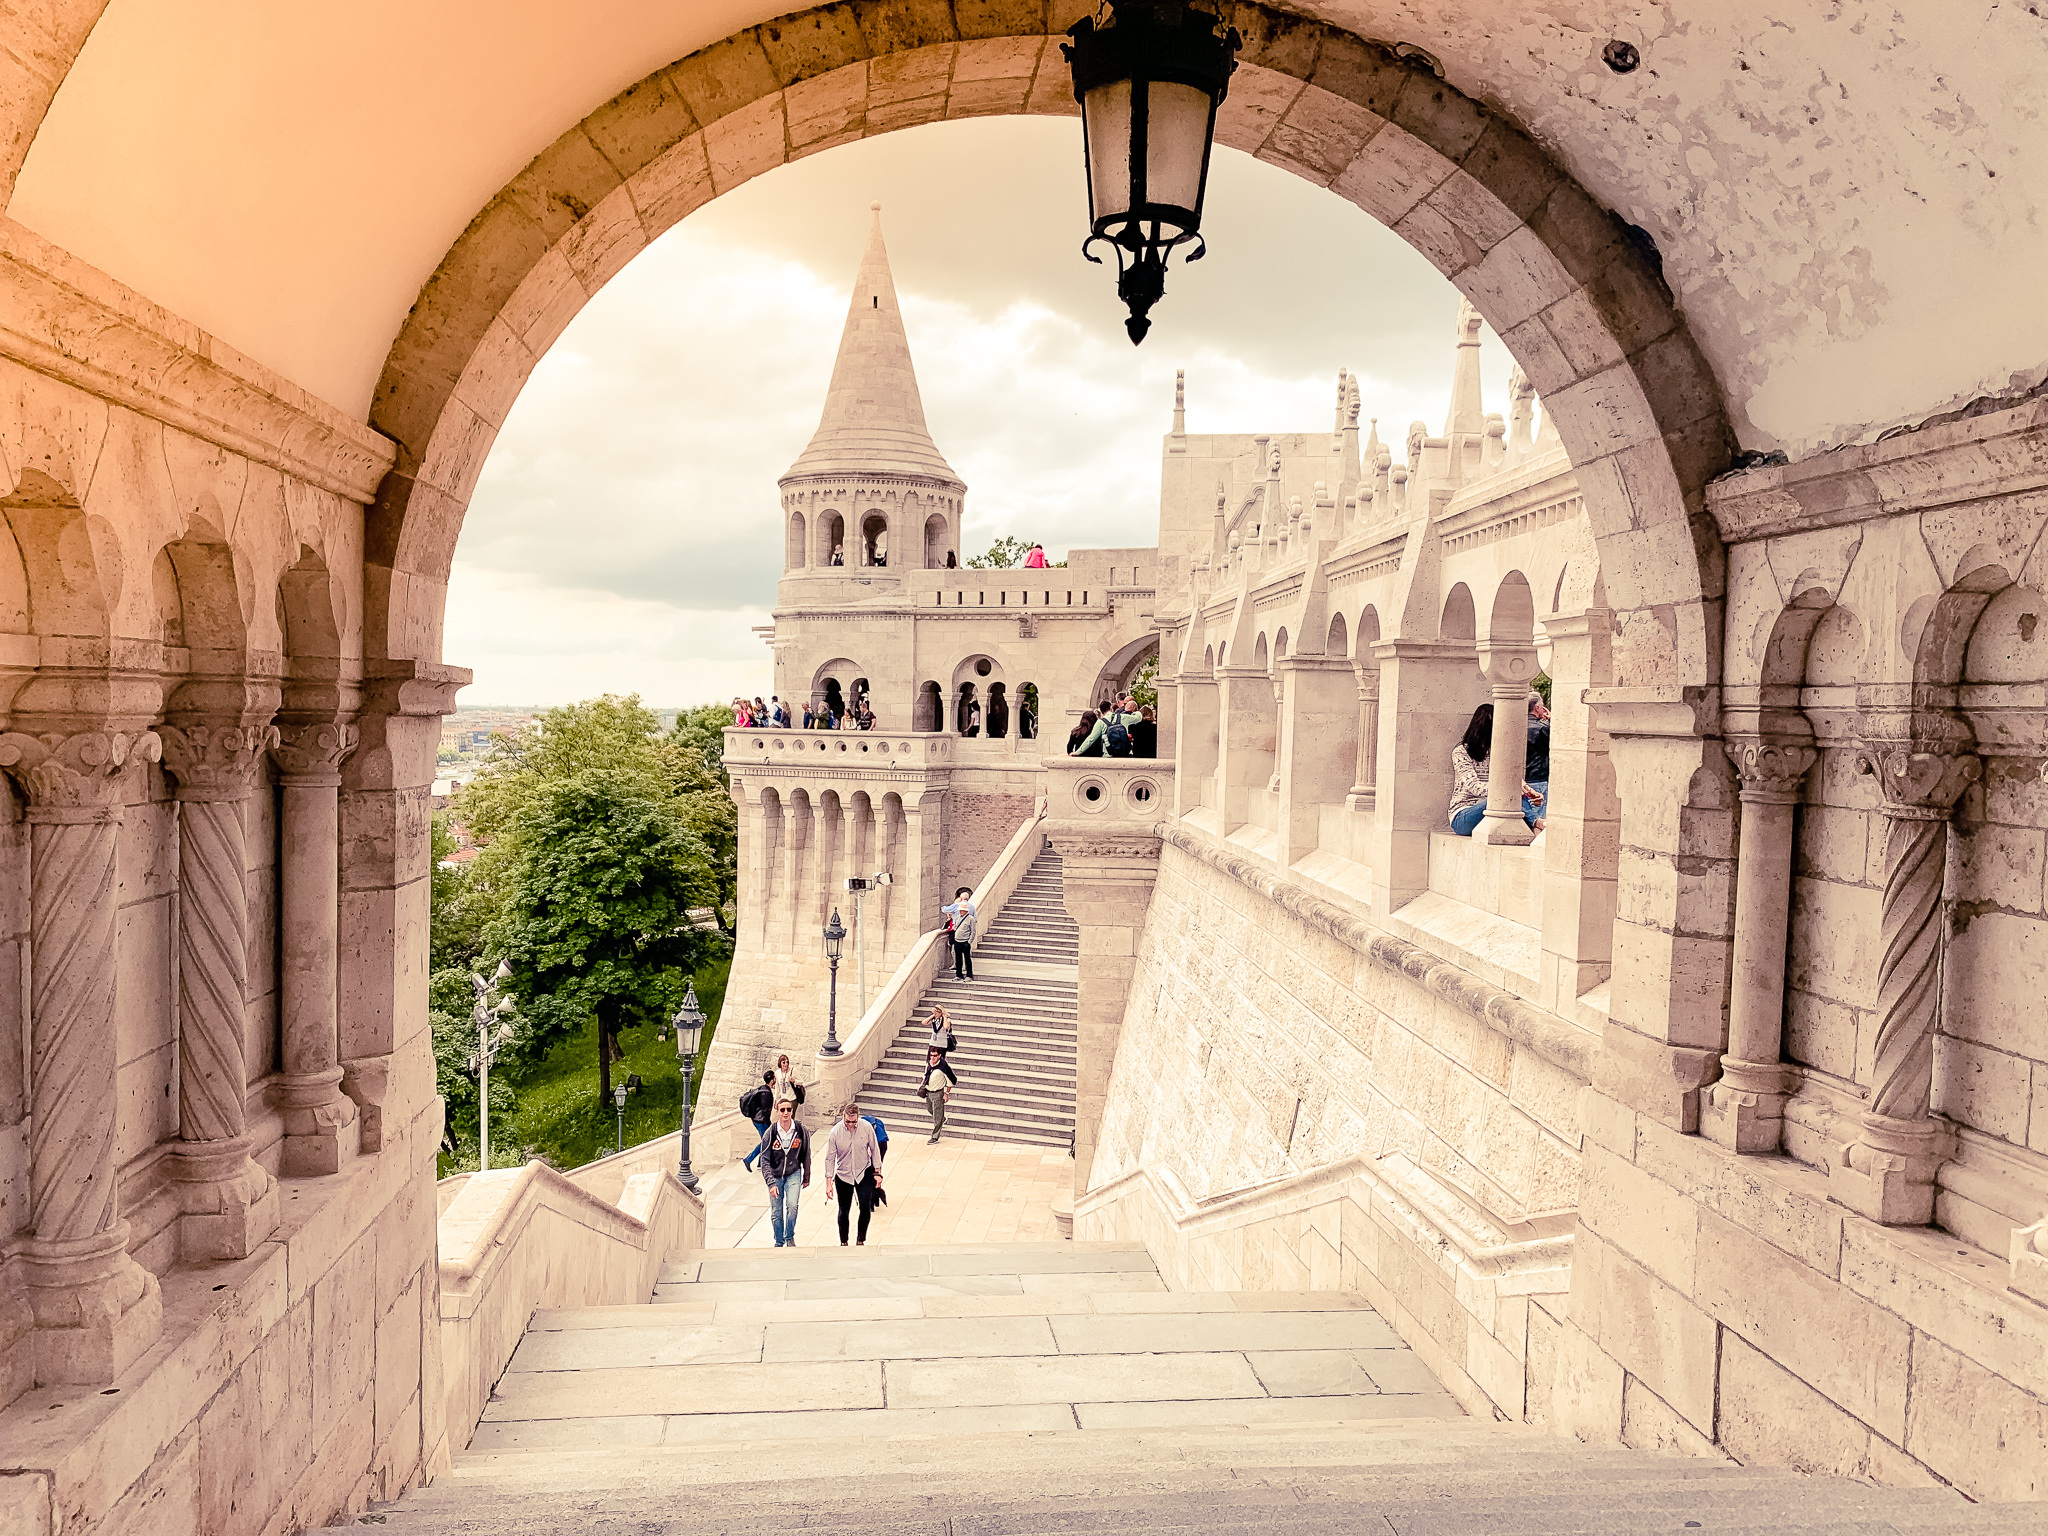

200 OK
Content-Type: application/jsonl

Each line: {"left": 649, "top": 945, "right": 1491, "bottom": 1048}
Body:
{"left": 435, "top": 694, "right": 733, "bottom": 1115}
{"left": 966, "top": 535, "right": 1033, "bottom": 569}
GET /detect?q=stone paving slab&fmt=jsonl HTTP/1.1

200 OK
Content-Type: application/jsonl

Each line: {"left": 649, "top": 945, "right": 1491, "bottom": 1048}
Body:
{"left": 1075, "top": 1394, "right": 1463, "bottom": 1430}
{"left": 709, "top": 1297, "right": 929, "bottom": 1325}
{"left": 529, "top": 1302, "right": 719, "bottom": 1331}
{"left": 1050, "top": 1312, "right": 1402, "bottom": 1355}
{"left": 782, "top": 1273, "right": 1027, "bottom": 1300}
{"left": 761, "top": 1314, "right": 1059, "bottom": 1362}
{"left": 484, "top": 1360, "right": 882, "bottom": 1420}
{"left": 1018, "top": 1271, "right": 1166, "bottom": 1294}
{"left": 508, "top": 1323, "right": 766, "bottom": 1372}
{"left": 883, "top": 1352, "right": 1267, "bottom": 1410}
{"left": 1248, "top": 1348, "right": 1446, "bottom": 1397}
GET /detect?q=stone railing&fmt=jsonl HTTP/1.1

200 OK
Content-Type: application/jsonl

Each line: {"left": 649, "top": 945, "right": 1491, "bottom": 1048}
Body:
{"left": 1075, "top": 1151, "right": 1572, "bottom": 1426}
{"left": 435, "top": 1160, "right": 703, "bottom": 1456}
{"left": 1040, "top": 755, "right": 1174, "bottom": 829}
{"left": 725, "top": 727, "right": 953, "bottom": 768}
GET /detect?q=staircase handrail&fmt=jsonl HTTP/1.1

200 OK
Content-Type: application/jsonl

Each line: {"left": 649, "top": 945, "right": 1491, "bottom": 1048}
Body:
{"left": 813, "top": 809, "right": 1048, "bottom": 1114}
{"left": 435, "top": 1159, "right": 704, "bottom": 1456}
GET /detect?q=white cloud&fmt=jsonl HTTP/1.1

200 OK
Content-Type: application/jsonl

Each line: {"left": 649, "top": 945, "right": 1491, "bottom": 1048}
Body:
{"left": 452, "top": 117, "right": 1525, "bottom": 706}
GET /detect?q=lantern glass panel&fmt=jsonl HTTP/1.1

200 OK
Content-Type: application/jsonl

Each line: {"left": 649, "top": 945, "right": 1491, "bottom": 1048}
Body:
{"left": 1083, "top": 78, "right": 1134, "bottom": 221}
{"left": 1144, "top": 80, "right": 1213, "bottom": 214}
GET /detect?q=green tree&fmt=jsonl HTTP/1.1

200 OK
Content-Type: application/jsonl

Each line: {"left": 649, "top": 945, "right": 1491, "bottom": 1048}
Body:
{"left": 1130, "top": 651, "right": 1159, "bottom": 709}
{"left": 487, "top": 768, "right": 726, "bottom": 1107}
{"left": 430, "top": 811, "right": 485, "bottom": 972}
{"left": 967, "top": 534, "right": 1033, "bottom": 569}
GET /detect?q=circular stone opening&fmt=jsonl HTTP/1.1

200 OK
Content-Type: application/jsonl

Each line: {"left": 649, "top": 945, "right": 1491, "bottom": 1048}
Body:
{"left": 975, "top": 657, "right": 993, "bottom": 677}
{"left": 1084, "top": 784, "right": 1103, "bottom": 802}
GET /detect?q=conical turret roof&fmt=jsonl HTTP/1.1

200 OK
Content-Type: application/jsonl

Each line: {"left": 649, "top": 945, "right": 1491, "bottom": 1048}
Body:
{"left": 783, "top": 204, "right": 963, "bottom": 487}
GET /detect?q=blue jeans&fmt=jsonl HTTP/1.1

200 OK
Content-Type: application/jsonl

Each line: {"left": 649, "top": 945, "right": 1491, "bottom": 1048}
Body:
{"left": 767, "top": 1171, "right": 802, "bottom": 1246}
{"left": 1451, "top": 785, "right": 1544, "bottom": 837}
{"left": 741, "top": 1120, "right": 769, "bottom": 1169}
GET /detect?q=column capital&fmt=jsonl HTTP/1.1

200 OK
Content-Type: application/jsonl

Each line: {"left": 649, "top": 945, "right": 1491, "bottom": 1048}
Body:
{"left": 159, "top": 720, "right": 279, "bottom": 800}
{"left": 1475, "top": 640, "right": 1539, "bottom": 691}
{"left": 270, "top": 717, "right": 359, "bottom": 785}
{"left": 1724, "top": 738, "right": 1819, "bottom": 802}
{"left": 0, "top": 729, "right": 160, "bottom": 817}
{"left": 1857, "top": 743, "right": 1981, "bottom": 819}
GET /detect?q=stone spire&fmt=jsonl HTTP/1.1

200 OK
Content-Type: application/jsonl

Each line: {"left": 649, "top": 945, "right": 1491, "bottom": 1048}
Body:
{"left": 783, "top": 203, "right": 963, "bottom": 486}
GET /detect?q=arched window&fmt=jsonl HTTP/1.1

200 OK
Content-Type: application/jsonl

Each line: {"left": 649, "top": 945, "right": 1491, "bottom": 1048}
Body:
{"left": 1019, "top": 682, "right": 1039, "bottom": 740}
{"left": 955, "top": 681, "right": 980, "bottom": 736}
{"left": 914, "top": 680, "right": 942, "bottom": 731}
{"left": 924, "top": 512, "right": 949, "bottom": 568}
{"left": 821, "top": 510, "right": 845, "bottom": 566}
{"left": 987, "top": 682, "right": 1009, "bottom": 739}
{"left": 862, "top": 512, "right": 888, "bottom": 568}
{"left": 787, "top": 510, "right": 807, "bottom": 569}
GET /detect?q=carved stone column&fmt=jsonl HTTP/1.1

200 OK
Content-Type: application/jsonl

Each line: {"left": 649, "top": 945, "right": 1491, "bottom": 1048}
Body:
{"left": 1701, "top": 738, "right": 1818, "bottom": 1153}
{"left": 0, "top": 729, "right": 164, "bottom": 1384}
{"left": 271, "top": 718, "right": 361, "bottom": 1176}
{"left": 1831, "top": 742, "right": 1980, "bottom": 1225}
{"left": 1344, "top": 666, "right": 1379, "bottom": 812}
{"left": 1476, "top": 644, "right": 1539, "bottom": 846}
{"left": 159, "top": 720, "right": 282, "bottom": 1257}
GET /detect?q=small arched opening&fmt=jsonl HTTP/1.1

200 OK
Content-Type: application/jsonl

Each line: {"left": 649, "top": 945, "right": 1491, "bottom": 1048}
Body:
{"left": 1019, "top": 682, "right": 1039, "bottom": 741}
{"left": 861, "top": 512, "right": 888, "bottom": 568}
{"left": 914, "top": 680, "right": 942, "bottom": 732}
{"left": 955, "top": 681, "right": 980, "bottom": 737}
{"left": 820, "top": 510, "right": 845, "bottom": 566}
{"left": 987, "top": 681, "right": 1009, "bottom": 739}
{"left": 924, "top": 513, "right": 949, "bottom": 569}
{"left": 787, "top": 510, "right": 807, "bottom": 570}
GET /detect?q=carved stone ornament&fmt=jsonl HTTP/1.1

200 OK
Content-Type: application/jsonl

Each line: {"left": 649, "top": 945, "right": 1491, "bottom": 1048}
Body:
{"left": 1857, "top": 745, "right": 1981, "bottom": 818}
{"left": 1724, "top": 739, "right": 1819, "bottom": 801}
{"left": 158, "top": 721, "right": 280, "bottom": 797}
{"left": 0, "top": 730, "right": 161, "bottom": 812}
{"left": 270, "top": 719, "right": 359, "bottom": 781}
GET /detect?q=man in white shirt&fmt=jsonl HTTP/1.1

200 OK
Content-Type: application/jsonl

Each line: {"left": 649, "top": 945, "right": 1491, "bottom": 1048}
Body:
{"left": 820, "top": 1100, "right": 884, "bottom": 1246}
{"left": 922, "top": 1047, "right": 958, "bottom": 1143}
{"left": 941, "top": 887, "right": 977, "bottom": 981}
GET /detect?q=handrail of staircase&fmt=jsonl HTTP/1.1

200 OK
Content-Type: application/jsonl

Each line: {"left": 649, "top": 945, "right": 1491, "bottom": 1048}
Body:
{"left": 435, "top": 1159, "right": 705, "bottom": 1460}
{"left": 811, "top": 808, "right": 1048, "bottom": 1114}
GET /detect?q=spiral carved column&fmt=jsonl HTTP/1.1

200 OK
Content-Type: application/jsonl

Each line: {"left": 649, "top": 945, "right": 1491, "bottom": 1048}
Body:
{"left": 1702, "top": 739, "right": 1818, "bottom": 1153}
{"left": 159, "top": 721, "right": 282, "bottom": 1259}
{"left": 0, "top": 729, "right": 165, "bottom": 1384}
{"left": 1344, "top": 668, "right": 1379, "bottom": 811}
{"left": 1830, "top": 744, "right": 1980, "bottom": 1226}
{"left": 271, "top": 718, "right": 362, "bottom": 1176}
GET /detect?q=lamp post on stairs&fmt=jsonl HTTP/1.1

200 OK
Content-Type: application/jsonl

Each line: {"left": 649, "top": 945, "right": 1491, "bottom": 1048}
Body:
{"left": 821, "top": 908, "right": 847, "bottom": 1058}
{"left": 672, "top": 983, "right": 704, "bottom": 1193}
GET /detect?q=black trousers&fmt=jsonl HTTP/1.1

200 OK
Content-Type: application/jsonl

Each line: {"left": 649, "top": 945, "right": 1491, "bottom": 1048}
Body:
{"left": 834, "top": 1168, "right": 879, "bottom": 1243}
{"left": 952, "top": 938, "right": 973, "bottom": 979}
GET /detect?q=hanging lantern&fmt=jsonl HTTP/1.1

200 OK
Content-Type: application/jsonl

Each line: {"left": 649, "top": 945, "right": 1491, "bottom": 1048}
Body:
{"left": 1064, "top": 0, "right": 1241, "bottom": 344}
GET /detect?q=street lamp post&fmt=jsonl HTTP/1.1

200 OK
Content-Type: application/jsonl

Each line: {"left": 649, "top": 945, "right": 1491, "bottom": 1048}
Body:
{"left": 842, "top": 871, "right": 892, "bottom": 1019}
{"left": 612, "top": 1080, "right": 628, "bottom": 1155}
{"left": 672, "top": 982, "right": 705, "bottom": 1192}
{"left": 469, "top": 959, "right": 515, "bottom": 1170}
{"left": 1063, "top": 0, "right": 1241, "bottom": 344}
{"left": 821, "top": 908, "right": 847, "bottom": 1058}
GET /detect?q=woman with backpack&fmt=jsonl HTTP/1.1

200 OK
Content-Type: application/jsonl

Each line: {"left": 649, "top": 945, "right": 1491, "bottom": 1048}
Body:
{"left": 1073, "top": 696, "right": 1141, "bottom": 757}
{"left": 756, "top": 1098, "right": 810, "bottom": 1248}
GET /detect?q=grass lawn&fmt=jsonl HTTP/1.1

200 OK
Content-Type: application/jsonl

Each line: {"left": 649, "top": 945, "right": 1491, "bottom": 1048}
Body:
{"left": 439, "top": 955, "right": 732, "bottom": 1177}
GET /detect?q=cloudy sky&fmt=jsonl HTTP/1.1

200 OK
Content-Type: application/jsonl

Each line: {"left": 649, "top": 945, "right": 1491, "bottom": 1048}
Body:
{"left": 450, "top": 116, "right": 1519, "bottom": 708}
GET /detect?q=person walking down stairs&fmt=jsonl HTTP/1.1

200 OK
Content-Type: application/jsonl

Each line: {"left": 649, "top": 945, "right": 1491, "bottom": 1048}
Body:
{"left": 922, "top": 1047, "right": 957, "bottom": 1143}
{"left": 822, "top": 1101, "right": 884, "bottom": 1246}
{"left": 942, "top": 887, "right": 976, "bottom": 980}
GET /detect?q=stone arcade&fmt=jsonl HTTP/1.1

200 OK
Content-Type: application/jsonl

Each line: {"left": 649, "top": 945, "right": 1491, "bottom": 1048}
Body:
{"left": 0, "top": 4, "right": 2041, "bottom": 1532}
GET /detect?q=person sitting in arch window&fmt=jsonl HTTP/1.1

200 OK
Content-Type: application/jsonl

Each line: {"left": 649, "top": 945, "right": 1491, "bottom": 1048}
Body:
{"left": 944, "top": 550, "right": 957, "bottom": 568}
{"left": 1448, "top": 704, "right": 1545, "bottom": 836}
{"left": 829, "top": 544, "right": 845, "bottom": 566}
{"left": 961, "top": 698, "right": 982, "bottom": 737}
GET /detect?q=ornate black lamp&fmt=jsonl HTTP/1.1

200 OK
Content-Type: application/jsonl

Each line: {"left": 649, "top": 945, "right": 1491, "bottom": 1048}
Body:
{"left": 1064, "top": 0, "right": 1242, "bottom": 344}
{"left": 672, "top": 982, "right": 704, "bottom": 1191}
{"left": 821, "top": 908, "right": 847, "bottom": 1058}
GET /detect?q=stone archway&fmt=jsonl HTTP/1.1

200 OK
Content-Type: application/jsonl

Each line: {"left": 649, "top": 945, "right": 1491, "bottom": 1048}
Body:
{"left": 364, "top": 0, "right": 1731, "bottom": 698}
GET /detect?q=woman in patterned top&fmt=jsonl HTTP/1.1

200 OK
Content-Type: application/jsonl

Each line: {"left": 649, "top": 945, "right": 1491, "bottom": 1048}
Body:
{"left": 1448, "top": 704, "right": 1545, "bottom": 835}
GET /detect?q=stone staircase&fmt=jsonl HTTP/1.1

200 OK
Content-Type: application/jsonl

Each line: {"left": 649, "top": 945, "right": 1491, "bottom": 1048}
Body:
{"left": 858, "top": 847, "right": 1078, "bottom": 1149}
{"left": 380, "top": 1241, "right": 2044, "bottom": 1535}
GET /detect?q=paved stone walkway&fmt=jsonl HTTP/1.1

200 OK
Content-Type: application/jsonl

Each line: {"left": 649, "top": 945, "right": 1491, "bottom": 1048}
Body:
{"left": 700, "top": 1131, "right": 1071, "bottom": 1248}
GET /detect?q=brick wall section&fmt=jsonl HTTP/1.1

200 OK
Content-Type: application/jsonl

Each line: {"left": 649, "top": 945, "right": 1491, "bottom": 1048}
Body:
{"left": 941, "top": 794, "right": 1035, "bottom": 906}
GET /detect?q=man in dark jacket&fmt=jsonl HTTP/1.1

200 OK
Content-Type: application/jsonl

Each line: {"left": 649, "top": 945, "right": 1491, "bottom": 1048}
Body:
{"left": 757, "top": 1098, "right": 811, "bottom": 1247}
{"left": 740, "top": 1070, "right": 776, "bottom": 1171}
{"left": 1131, "top": 706, "right": 1158, "bottom": 758}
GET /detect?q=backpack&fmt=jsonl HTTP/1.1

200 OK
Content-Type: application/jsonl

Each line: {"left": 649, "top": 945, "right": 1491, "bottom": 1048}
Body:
{"left": 862, "top": 1114, "right": 888, "bottom": 1149}
{"left": 740, "top": 1086, "right": 771, "bottom": 1121}
{"left": 1105, "top": 716, "right": 1133, "bottom": 756}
